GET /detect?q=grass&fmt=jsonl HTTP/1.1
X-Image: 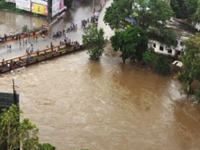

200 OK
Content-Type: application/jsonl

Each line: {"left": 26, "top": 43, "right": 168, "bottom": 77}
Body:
{"left": 0, "top": 1, "right": 22, "bottom": 13}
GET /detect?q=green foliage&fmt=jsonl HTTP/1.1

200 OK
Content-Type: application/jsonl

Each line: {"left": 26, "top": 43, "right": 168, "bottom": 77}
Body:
{"left": 177, "top": 33, "right": 200, "bottom": 92}
{"left": 22, "top": 25, "right": 29, "bottom": 33}
{"left": 154, "top": 55, "right": 171, "bottom": 75}
{"left": 195, "top": 89, "right": 200, "bottom": 102}
{"left": 142, "top": 50, "right": 157, "bottom": 63}
{"left": 148, "top": 27, "right": 177, "bottom": 47}
{"left": 64, "top": 0, "right": 74, "bottom": 8}
{"left": 104, "top": 0, "right": 133, "bottom": 29}
{"left": 133, "top": 0, "right": 173, "bottom": 29}
{"left": 104, "top": 0, "right": 173, "bottom": 30}
{"left": 194, "top": 0, "right": 200, "bottom": 22}
{"left": 110, "top": 26, "right": 148, "bottom": 63}
{"left": 170, "top": 0, "right": 188, "bottom": 18}
{"left": 170, "top": 0, "right": 200, "bottom": 23}
{"left": 0, "top": 1, "right": 22, "bottom": 13}
{"left": 38, "top": 143, "right": 56, "bottom": 150}
{"left": 82, "top": 24, "right": 106, "bottom": 60}
{"left": 0, "top": 104, "right": 55, "bottom": 150}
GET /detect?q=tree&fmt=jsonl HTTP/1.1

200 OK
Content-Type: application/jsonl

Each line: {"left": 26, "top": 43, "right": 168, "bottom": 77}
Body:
{"left": 133, "top": 0, "right": 173, "bottom": 29}
{"left": 142, "top": 50, "right": 157, "bottom": 63}
{"left": 195, "top": 89, "right": 200, "bottom": 102}
{"left": 170, "top": 0, "right": 200, "bottom": 23}
{"left": 0, "top": 104, "right": 55, "bottom": 150}
{"left": 110, "top": 26, "right": 148, "bottom": 63}
{"left": 82, "top": 24, "right": 106, "bottom": 60}
{"left": 64, "top": 0, "right": 74, "bottom": 8}
{"left": 177, "top": 33, "right": 200, "bottom": 93}
{"left": 154, "top": 55, "right": 171, "bottom": 75}
{"left": 105, "top": 0, "right": 177, "bottom": 59}
{"left": 148, "top": 27, "right": 177, "bottom": 47}
{"left": 104, "top": 0, "right": 133, "bottom": 29}
{"left": 22, "top": 25, "right": 29, "bottom": 33}
{"left": 104, "top": 0, "right": 173, "bottom": 30}
{"left": 170, "top": 0, "right": 187, "bottom": 19}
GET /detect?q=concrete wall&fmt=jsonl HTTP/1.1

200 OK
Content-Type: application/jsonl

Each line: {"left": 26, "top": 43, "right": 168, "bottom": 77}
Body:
{"left": 149, "top": 38, "right": 185, "bottom": 57}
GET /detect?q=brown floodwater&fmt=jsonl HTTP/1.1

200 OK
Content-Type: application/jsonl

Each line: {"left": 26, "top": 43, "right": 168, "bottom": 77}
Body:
{"left": 0, "top": 43, "right": 200, "bottom": 150}
{"left": 0, "top": 0, "right": 200, "bottom": 150}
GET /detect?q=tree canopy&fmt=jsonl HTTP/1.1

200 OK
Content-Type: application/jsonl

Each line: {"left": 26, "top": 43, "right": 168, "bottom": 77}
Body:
{"left": 110, "top": 26, "right": 148, "bottom": 63}
{"left": 104, "top": 0, "right": 176, "bottom": 47}
{"left": 177, "top": 33, "right": 200, "bottom": 92}
{"left": 0, "top": 105, "right": 55, "bottom": 150}
{"left": 170, "top": 0, "right": 200, "bottom": 23}
{"left": 82, "top": 24, "right": 106, "bottom": 60}
{"left": 104, "top": 0, "right": 173, "bottom": 30}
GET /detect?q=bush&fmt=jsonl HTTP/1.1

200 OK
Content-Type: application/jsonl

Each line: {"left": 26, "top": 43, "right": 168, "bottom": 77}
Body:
{"left": 142, "top": 50, "right": 157, "bottom": 63}
{"left": 195, "top": 89, "right": 200, "bottom": 102}
{"left": 22, "top": 25, "right": 29, "bottom": 33}
{"left": 82, "top": 24, "right": 106, "bottom": 60}
{"left": 0, "top": 1, "right": 22, "bottom": 13}
{"left": 154, "top": 55, "right": 171, "bottom": 75}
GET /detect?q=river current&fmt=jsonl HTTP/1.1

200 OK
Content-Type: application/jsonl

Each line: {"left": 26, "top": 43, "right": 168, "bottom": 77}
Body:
{"left": 0, "top": 0, "right": 200, "bottom": 150}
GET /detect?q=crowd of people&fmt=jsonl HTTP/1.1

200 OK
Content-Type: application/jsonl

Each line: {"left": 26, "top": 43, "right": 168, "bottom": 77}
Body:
{"left": 0, "top": 2, "right": 106, "bottom": 64}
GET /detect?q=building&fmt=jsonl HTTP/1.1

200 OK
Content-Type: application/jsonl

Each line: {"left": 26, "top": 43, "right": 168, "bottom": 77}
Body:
{"left": 149, "top": 18, "right": 194, "bottom": 57}
{"left": 5, "top": 0, "right": 16, "bottom": 3}
{"left": 9, "top": 0, "right": 66, "bottom": 18}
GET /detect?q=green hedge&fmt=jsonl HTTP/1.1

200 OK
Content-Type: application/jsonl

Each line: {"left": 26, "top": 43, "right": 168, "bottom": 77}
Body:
{"left": 0, "top": 1, "right": 22, "bottom": 13}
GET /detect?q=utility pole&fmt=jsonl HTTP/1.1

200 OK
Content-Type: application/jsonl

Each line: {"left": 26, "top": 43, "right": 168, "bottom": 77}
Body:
{"left": 12, "top": 79, "right": 17, "bottom": 105}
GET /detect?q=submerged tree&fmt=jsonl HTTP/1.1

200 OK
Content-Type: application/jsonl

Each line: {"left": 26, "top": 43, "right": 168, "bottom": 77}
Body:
{"left": 110, "top": 26, "right": 148, "bottom": 63}
{"left": 82, "top": 24, "right": 106, "bottom": 60}
{"left": 177, "top": 33, "right": 200, "bottom": 93}
{"left": 154, "top": 55, "right": 171, "bottom": 75}
{"left": 0, "top": 104, "right": 55, "bottom": 150}
{"left": 105, "top": 0, "right": 177, "bottom": 64}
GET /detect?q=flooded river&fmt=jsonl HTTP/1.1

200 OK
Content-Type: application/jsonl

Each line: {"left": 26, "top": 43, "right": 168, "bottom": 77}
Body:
{"left": 1, "top": 0, "right": 200, "bottom": 150}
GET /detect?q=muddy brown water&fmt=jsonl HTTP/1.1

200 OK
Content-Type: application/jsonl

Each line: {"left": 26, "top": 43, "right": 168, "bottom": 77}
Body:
{"left": 0, "top": 0, "right": 200, "bottom": 150}
{"left": 0, "top": 43, "right": 200, "bottom": 150}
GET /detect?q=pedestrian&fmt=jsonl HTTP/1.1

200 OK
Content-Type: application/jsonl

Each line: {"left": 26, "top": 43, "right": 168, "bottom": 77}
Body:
{"left": 42, "top": 34, "right": 45, "bottom": 40}
{"left": 65, "top": 32, "right": 68, "bottom": 39}
{"left": 50, "top": 42, "right": 53, "bottom": 50}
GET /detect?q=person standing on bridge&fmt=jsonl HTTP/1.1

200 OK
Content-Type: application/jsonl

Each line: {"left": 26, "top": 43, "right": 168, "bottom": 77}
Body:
{"left": 65, "top": 32, "right": 68, "bottom": 40}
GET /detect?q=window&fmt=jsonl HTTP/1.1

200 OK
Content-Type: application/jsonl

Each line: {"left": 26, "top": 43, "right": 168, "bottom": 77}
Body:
{"left": 168, "top": 49, "right": 172, "bottom": 54}
{"left": 153, "top": 43, "right": 156, "bottom": 48}
{"left": 180, "top": 41, "right": 184, "bottom": 46}
{"left": 159, "top": 45, "right": 164, "bottom": 51}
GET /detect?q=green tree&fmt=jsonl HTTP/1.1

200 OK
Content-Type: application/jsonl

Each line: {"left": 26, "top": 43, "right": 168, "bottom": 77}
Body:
{"left": 170, "top": 0, "right": 187, "bottom": 18}
{"left": 177, "top": 33, "right": 200, "bottom": 93}
{"left": 195, "top": 89, "right": 200, "bottom": 102}
{"left": 64, "top": 0, "right": 74, "bottom": 8}
{"left": 105, "top": 0, "right": 176, "bottom": 58}
{"left": 148, "top": 27, "right": 177, "bottom": 47}
{"left": 82, "top": 24, "right": 106, "bottom": 60}
{"left": 22, "top": 25, "right": 29, "bottom": 33}
{"left": 110, "top": 26, "right": 148, "bottom": 63}
{"left": 104, "top": 0, "right": 173, "bottom": 30}
{"left": 154, "top": 55, "right": 171, "bottom": 75}
{"left": 0, "top": 104, "right": 55, "bottom": 150}
{"left": 133, "top": 0, "right": 173, "bottom": 29}
{"left": 142, "top": 50, "right": 157, "bottom": 63}
{"left": 170, "top": 0, "right": 200, "bottom": 24}
{"left": 104, "top": 0, "right": 133, "bottom": 29}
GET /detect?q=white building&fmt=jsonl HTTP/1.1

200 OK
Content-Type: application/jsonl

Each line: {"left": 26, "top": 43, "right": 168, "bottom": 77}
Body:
{"left": 149, "top": 18, "right": 193, "bottom": 57}
{"left": 5, "top": 0, "right": 16, "bottom": 3}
